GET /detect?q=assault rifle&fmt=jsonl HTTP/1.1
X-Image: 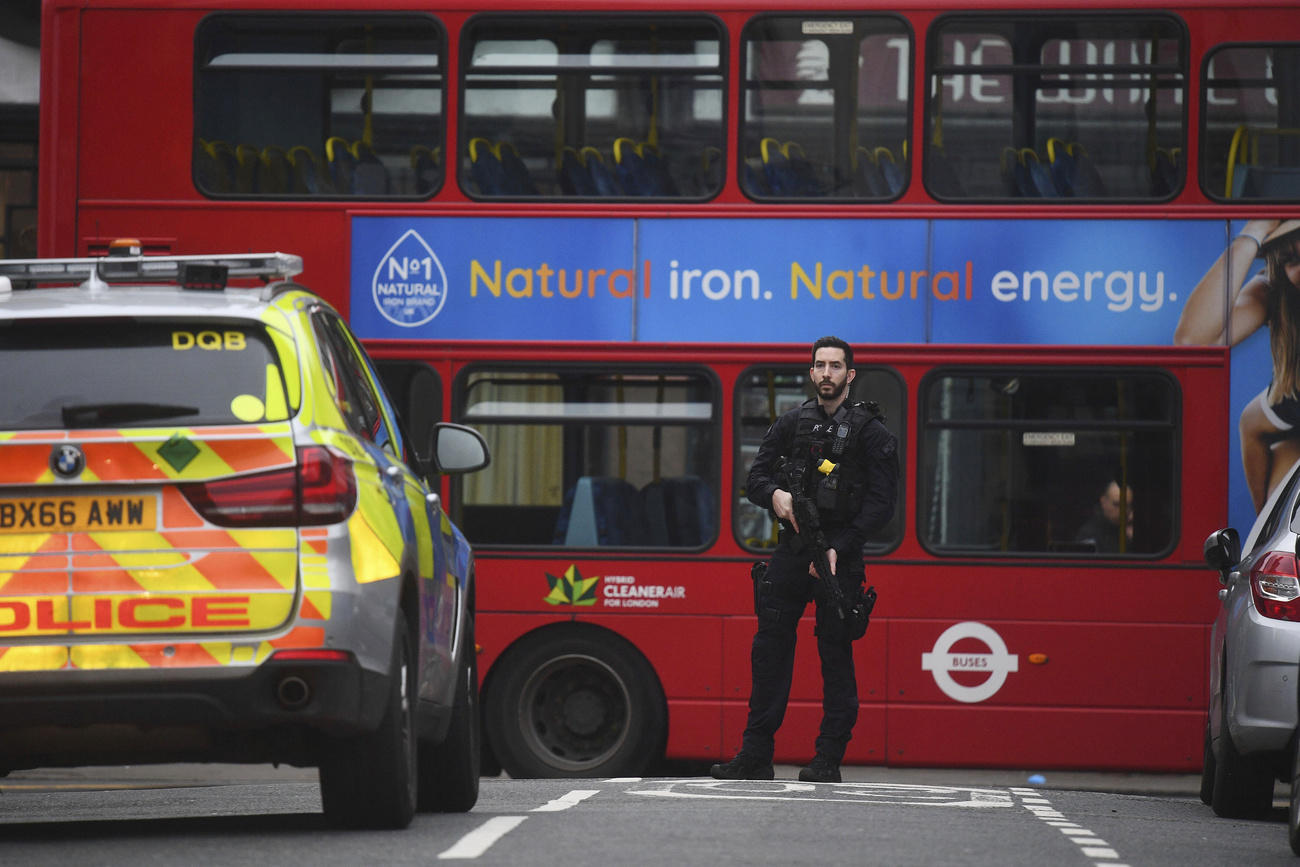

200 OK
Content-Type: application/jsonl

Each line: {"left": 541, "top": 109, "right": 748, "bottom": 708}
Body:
{"left": 781, "top": 458, "right": 849, "bottom": 622}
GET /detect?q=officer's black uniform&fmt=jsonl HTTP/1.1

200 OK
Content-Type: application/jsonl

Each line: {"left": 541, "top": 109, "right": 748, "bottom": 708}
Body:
{"left": 740, "top": 396, "right": 898, "bottom": 765}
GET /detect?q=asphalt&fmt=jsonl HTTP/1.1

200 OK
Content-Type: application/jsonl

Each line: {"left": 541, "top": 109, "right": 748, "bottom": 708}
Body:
{"left": 2, "top": 763, "right": 1210, "bottom": 799}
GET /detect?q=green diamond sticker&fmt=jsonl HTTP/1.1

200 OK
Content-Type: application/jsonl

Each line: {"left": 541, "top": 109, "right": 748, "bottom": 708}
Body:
{"left": 158, "top": 433, "right": 200, "bottom": 472}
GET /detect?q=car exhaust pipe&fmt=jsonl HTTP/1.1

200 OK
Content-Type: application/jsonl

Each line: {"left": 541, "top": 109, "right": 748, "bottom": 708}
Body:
{"left": 276, "top": 675, "right": 311, "bottom": 710}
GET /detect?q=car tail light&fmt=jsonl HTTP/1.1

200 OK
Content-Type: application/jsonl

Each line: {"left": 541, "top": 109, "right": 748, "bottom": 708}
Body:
{"left": 180, "top": 445, "right": 356, "bottom": 527}
{"left": 1249, "top": 551, "right": 1300, "bottom": 622}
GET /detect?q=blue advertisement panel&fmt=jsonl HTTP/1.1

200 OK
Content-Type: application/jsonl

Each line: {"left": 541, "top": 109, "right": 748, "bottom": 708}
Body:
{"left": 350, "top": 216, "right": 1224, "bottom": 346}
{"left": 349, "top": 214, "right": 1287, "bottom": 536}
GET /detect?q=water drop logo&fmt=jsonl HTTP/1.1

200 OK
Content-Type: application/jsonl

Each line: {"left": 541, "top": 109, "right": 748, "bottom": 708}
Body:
{"left": 371, "top": 229, "right": 448, "bottom": 327}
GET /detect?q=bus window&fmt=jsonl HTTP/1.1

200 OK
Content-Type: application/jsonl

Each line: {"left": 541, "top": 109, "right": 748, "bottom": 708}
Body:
{"left": 457, "top": 367, "right": 717, "bottom": 548}
{"left": 194, "top": 14, "right": 443, "bottom": 198}
{"left": 735, "top": 365, "right": 904, "bottom": 552}
{"left": 926, "top": 14, "right": 1185, "bottom": 200}
{"left": 741, "top": 15, "right": 912, "bottom": 200}
{"left": 919, "top": 369, "right": 1177, "bottom": 556}
{"left": 460, "top": 16, "right": 724, "bottom": 199}
{"left": 1203, "top": 43, "right": 1300, "bottom": 200}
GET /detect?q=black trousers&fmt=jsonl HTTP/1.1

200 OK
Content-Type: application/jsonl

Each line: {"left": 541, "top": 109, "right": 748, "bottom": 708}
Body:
{"left": 740, "top": 542, "right": 861, "bottom": 764}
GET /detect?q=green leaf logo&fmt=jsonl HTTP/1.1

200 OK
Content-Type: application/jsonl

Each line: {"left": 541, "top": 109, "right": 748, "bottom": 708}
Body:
{"left": 544, "top": 564, "right": 599, "bottom": 606}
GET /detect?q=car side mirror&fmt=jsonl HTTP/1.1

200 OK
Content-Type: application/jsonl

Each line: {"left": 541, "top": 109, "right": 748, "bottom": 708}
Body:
{"left": 1203, "top": 527, "right": 1241, "bottom": 581}
{"left": 428, "top": 423, "right": 490, "bottom": 474}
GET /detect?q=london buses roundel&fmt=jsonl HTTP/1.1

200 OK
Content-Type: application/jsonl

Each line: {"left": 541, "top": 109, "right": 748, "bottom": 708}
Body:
{"left": 920, "top": 621, "right": 1020, "bottom": 704}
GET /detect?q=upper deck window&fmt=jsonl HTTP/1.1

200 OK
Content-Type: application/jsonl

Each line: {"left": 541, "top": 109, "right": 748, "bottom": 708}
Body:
{"left": 194, "top": 15, "right": 443, "bottom": 199}
{"left": 460, "top": 17, "right": 724, "bottom": 199}
{"left": 1203, "top": 43, "right": 1300, "bottom": 201}
{"left": 925, "top": 14, "right": 1185, "bottom": 200}
{"left": 741, "top": 15, "right": 912, "bottom": 200}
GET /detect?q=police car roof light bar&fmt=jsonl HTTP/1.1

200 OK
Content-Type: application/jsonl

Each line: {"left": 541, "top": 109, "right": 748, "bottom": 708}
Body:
{"left": 0, "top": 251, "right": 304, "bottom": 290}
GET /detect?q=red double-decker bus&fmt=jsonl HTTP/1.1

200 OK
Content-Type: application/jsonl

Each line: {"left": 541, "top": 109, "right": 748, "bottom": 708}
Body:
{"left": 35, "top": 0, "right": 1300, "bottom": 777}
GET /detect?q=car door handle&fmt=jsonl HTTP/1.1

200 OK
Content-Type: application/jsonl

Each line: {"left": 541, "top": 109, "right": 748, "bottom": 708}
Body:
{"left": 384, "top": 465, "right": 402, "bottom": 478}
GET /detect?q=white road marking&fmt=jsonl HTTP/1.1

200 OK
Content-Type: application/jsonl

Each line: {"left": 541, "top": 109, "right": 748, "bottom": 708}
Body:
{"left": 627, "top": 780, "right": 1012, "bottom": 808}
{"left": 532, "top": 789, "right": 599, "bottom": 812}
{"left": 437, "top": 816, "right": 528, "bottom": 860}
{"left": 1017, "top": 792, "right": 1130, "bottom": 866}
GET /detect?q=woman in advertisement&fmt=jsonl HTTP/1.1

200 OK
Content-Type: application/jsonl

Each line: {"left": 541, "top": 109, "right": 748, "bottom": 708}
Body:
{"left": 1175, "top": 219, "right": 1300, "bottom": 512}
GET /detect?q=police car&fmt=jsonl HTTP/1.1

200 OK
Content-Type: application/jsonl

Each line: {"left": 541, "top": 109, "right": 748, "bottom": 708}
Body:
{"left": 0, "top": 242, "right": 488, "bottom": 829}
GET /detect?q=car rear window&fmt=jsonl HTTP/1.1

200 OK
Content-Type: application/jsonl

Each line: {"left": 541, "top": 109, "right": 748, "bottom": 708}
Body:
{"left": 0, "top": 319, "right": 291, "bottom": 430}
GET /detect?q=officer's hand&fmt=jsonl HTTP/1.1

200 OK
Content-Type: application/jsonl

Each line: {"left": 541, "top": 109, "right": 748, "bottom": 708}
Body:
{"left": 772, "top": 489, "right": 798, "bottom": 533}
{"left": 807, "top": 547, "right": 838, "bottom": 579}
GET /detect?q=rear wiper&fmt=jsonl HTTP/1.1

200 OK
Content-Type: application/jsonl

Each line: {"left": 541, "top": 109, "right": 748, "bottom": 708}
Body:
{"left": 61, "top": 402, "right": 202, "bottom": 427}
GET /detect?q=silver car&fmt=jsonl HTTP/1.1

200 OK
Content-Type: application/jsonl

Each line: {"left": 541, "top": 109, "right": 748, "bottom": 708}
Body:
{"left": 1202, "top": 459, "right": 1300, "bottom": 819}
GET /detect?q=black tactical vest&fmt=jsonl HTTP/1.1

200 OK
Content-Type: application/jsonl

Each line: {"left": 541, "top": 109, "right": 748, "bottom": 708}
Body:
{"left": 790, "top": 398, "right": 883, "bottom": 522}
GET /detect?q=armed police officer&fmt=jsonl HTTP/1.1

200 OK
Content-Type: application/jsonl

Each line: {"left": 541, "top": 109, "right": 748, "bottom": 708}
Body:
{"left": 711, "top": 335, "right": 898, "bottom": 784}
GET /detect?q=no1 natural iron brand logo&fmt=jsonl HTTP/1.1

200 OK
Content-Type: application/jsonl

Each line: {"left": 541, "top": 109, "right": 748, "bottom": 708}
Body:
{"left": 372, "top": 229, "right": 448, "bottom": 327}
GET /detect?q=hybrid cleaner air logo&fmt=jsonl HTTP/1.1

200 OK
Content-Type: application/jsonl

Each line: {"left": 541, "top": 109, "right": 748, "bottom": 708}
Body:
{"left": 372, "top": 229, "right": 448, "bottom": 327}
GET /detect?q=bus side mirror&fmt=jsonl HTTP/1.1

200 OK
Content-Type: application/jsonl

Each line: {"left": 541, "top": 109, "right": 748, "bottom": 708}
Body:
{"left": 1203, "top": 528, "right": 1241, "bottom": 583}
{"left": 428, "top": 423, "right": 490, "bottom": 474}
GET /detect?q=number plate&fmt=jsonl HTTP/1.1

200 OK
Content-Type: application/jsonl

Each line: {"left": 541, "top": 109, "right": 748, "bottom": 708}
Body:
{"left": 0, "top": 495, "right": 158, "bottom": 533}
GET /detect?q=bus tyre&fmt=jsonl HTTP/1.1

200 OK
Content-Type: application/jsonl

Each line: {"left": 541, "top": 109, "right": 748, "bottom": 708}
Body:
{"left": 319, "top": 618, "right": 418, "bottom": 830}
{"left": 1199, "top": 719, "right": 1215, "bottom": 806}
{"left": 485, "top": 628, "right": 665, "bottom": 778}
{"left": 418, "top": 616, "right": 480, "bottom": 812}
{"left": 1211, "top": 698, "right": 1274, "bottom": 819}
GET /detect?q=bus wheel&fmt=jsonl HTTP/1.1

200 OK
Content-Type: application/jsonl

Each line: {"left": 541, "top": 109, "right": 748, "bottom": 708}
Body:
{"left": 485, "top": 628, "right": 664, "bottom": 778}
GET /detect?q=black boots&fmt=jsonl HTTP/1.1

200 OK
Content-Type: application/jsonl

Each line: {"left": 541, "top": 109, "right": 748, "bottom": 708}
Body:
{"left": 798, "top": 755, "right": 841, "bottom": 783}
{"left": 709, "top": 754, "right": 775, "bottom": 781}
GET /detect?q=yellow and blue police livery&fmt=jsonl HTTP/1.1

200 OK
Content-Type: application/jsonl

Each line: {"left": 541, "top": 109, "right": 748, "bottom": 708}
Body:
{"left": 0, "top": 243, "right": 488, "bottom": 829}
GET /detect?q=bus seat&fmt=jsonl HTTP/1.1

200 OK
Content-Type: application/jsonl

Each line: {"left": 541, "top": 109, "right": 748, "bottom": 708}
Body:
{"left": 258, "top": 146, "right": 291, "bottom": 194}
{"left": 1002, "top": 147, "right": 1054, "bottom": 197}
{"left": 552, "top": 476, "right": 647, "bottom": 547}
{"left": 470, "top": 138, "right": 534, "bottom": 195}
{"left": 496, "top": 141, "right": 536, "bottom": 194}
{"left": 1021, "top": 148, "right": 1056, "bottom": 197}
{"left": 351, "top": 141, "right": 389, "bottom": 195}
{"left": 196, "top": 139, "right": 235, "bottom": 193}
{"left": 582, "top": 147, "right": 621, "bottom": 196}
{"left": 468, "top": 138, "right": 509, "bottom": 194}
{"left": 325, "top": 136, "right": 357, "bottom": 194}
{"left": 1048, "top": 140, "right": 1104, "bottom": 198}
{"left": 288, "top": 146, "right": 323, "bottom": 194}
{"left": 410, "top": 145, "right": 441, "bottom": 192}
{"left": 760, "top": 138, "right": 820, "bottom": 196}
{"left": 234, "top": 143, "right": 260, "bottom": 193}
{"left": 853, "top": 147, "right": 889, "bottom": 197}
{"left": 873, "top": 147, "right": 905, "bottom": 195}
{"left": 743, "top": 160, "right": 770, "bottom": 196}
{"left": 558, "top": 146, "right": 597, "bottom": 196}
{"left": 641, "top": 476, "right": 715, "bottom": 547}
{"left": 1237, "top": 166, "right": 1300, "bottom": 198}
{"left": 613, "top": 138, "right": 674, "bottom": 196}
